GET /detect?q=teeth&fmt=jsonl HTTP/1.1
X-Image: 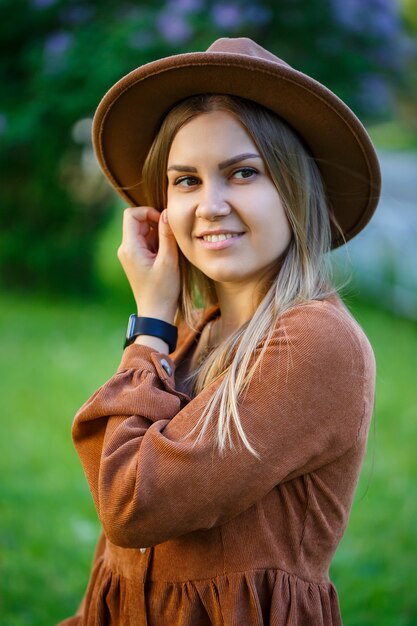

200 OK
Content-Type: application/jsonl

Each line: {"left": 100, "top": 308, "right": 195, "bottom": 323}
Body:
{"left": 202, "top": 233, "right": 240, "bottom": 242}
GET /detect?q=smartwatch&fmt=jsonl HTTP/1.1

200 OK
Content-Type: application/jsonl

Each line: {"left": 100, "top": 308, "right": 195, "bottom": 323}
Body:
{"left": 124, "top": 315, "right": 178, "bottom": 352}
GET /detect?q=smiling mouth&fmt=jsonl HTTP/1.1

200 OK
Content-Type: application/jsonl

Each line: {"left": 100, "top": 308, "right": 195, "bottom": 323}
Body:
{"left": 201, "top": 233, "right": 243, "bottom": 243}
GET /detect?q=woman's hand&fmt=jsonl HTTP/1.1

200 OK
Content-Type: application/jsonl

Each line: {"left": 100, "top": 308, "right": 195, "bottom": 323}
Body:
{"left": 117, "top": 206, "right": 180, "bottom": 324}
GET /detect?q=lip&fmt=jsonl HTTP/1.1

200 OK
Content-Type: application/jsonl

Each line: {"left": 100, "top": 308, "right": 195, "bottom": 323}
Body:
{"left": 197, "top": 232, "right": 245, "bottom": 250}
{"left": 196, "top": 229, "right": 244, "bottom": 238}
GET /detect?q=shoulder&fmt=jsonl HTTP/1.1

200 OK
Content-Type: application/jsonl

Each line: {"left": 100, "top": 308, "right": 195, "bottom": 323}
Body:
{"left": 235, "top": 295, "right": 376, "bottom": 458}
{"left": 273, "top": 294, "right": 375, "bottom": 371}
{"left": 256, "top": 295, "right": 376, "bottom": 423}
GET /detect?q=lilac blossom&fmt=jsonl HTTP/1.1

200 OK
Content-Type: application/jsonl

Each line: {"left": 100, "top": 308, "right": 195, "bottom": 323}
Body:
{"left": 211, "top": 3, "right": 243, "bottom": 30}
{"left": 243, "top": 5, "right": 272, "bottom": 26}
{"left": 31, "top": 0, "right": 56, "bottom": 9}
{"left": 166, "top": 0, "right": 205, "bottom": 14}
{"left": 43, "top": 31, "right": 73, "bottom": 74}
{"left": 156, "top": 10, "right": 193, "bottom": 44}
{"left": 356, "top": 73, "right": 394, "bottom": 115}
{"left": 368, "top": 40, "right": 408, "bottom": 71}
{"left": 60, "top": 5, "right": 96, "bottom": 26}
{"left": 44, "top": 31, "right": 73, "bottom": 57}
{"left": 0, "top": 113, "right": 7, "bottom": 134}
{"left": 368, "top": 4, "right": 401, "bottom": 39}
{"left": 331, "top": 0, "right": 400, "bottom": 40}
{"left": 331, "top": 0, "right": 364, "bottom": 31}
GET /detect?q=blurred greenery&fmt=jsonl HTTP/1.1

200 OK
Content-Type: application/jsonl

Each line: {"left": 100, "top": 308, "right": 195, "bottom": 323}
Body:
{"left": 1, "top": 1, "right": 416, "bottom": 624}
{"left": 0, "top": 291, "right": 416, "bottom": 625}
{"left": 1, "top": 0, "right": 416, "bottom": 295}
{"left": 369, "top": 119, "right": 417, "bottom": 150}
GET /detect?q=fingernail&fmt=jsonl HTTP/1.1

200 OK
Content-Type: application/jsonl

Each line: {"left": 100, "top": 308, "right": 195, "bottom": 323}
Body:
{"left": 162, "top": 210, "right": 168, "bottom": 223}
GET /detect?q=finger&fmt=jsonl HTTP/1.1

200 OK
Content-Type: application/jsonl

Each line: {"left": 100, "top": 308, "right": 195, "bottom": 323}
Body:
{"left": 146, "top": 223, "right": 159, "bottom": 254}
{"left": 122, "top": 207, "right": 160, "bottom": 247}
{"left": 155, "top": 210, "right": 179, "bottom": 266}
{"left": 125, "top": 206, "right": 160, "bottom": 226}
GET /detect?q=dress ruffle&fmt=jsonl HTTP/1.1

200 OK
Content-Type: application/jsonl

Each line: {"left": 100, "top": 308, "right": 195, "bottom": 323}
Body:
{"left": 71, "top": 555, "right": 342, "bottom": 626}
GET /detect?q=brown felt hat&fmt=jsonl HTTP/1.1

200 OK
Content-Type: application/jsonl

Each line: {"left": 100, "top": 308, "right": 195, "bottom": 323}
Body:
{"left": 92, "top": 37, "right": 381, "bottom": 248}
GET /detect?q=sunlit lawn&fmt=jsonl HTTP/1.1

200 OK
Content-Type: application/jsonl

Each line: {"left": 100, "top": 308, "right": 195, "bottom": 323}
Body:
{"left": 0, "top": 291, "right": 416, "bottom": 625}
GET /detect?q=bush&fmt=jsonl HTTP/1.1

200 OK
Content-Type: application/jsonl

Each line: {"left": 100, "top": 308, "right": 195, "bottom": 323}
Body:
{"left": 0, "top": 0, "right": 410, "bottom": 294}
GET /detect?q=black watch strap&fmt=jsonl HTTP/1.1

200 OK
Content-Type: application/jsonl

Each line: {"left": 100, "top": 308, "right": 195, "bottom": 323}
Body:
{"left": 124, "top": 315, "right": 178, "bottom": 352}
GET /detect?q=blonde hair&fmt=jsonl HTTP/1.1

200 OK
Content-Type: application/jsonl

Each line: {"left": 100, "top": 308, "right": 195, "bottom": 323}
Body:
{"left": 142, "top": 94, "right": 345, "bottom": 456}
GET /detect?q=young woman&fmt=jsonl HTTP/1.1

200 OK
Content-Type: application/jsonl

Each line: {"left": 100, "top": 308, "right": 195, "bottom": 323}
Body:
{"left": 59, "top": 38, "right": 380, "bottom": 625}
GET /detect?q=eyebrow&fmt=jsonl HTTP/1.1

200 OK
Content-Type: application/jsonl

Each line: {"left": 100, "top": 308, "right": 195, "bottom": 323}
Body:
{"left": 167, "top": 152, "right": 261, "bottom": 173}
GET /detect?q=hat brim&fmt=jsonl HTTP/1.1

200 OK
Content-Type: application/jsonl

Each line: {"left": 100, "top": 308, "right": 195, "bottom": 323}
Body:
{"left": 93, "top": 51, "right": 381, "bottom": 249}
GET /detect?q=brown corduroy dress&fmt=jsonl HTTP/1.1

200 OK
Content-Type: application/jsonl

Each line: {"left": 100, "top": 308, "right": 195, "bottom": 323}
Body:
{"left": 59, "top": 294, "right": 375, "bottom": 626}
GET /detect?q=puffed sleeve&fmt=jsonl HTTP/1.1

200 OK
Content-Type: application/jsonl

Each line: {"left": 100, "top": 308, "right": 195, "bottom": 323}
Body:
{"left": 72, "top": 300, "right": 375, "bottom": 548}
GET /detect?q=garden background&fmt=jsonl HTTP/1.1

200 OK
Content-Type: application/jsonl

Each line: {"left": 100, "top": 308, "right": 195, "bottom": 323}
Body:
{"left": 1, "top": 0, "right": 416, "bottom": 624}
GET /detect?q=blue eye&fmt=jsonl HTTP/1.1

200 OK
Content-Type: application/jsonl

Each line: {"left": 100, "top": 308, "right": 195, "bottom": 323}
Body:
{"left": 233, "top": 167, "right": 257, "bottom": 179}
{"left": 174, "top": 176, "right": 199, "bottom": 187}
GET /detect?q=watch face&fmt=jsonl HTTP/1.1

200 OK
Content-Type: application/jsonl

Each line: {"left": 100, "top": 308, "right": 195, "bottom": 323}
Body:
{"left": 126, "top": 314, "right": 137, "bottom": 339}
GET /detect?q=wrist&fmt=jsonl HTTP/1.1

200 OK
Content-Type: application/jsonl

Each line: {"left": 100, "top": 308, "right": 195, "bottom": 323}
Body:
{"left": 124, "top": 315, "right": 178, "bottom": 352}
{"left": 136, "top": 306, "right": 177, "bottom": 326}
{"left": 133, "top": 335, "right": 169, "bottom": 354}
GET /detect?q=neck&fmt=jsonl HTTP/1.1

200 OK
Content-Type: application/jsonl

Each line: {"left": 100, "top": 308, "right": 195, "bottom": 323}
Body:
{"left": 213, "top": 280, "right": 266, "bottom": 342}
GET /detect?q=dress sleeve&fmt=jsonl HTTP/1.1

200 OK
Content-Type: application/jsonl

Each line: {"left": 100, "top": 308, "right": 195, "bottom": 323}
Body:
{"left": 72, "top": 300, "right": 376, "bottom": 548}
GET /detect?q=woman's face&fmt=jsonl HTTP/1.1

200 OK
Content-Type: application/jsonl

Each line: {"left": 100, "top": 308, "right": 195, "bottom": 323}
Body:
{"left": 166, "top": 110, "right": 292, "bottom": 288}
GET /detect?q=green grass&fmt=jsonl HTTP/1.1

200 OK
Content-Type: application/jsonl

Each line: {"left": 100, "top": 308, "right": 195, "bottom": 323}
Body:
{"left": 0, "top": 294, "right": 127, "bottom": 626}
{"left": 331, "top": 297, "right": 417, "bottom": 626}
{"left": 368, "top": 119, "right": 417, "bottom": 151}
{"left": 0, "top": 292, "right": 416, "bottom": 625}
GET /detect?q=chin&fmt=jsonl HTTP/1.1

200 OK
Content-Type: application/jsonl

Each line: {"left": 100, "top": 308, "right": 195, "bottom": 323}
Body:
{"left": 204, "top": 270, "right": 253, "bottom": 285}
{"left": 194, "top": 264, "right": 240, "bottom": 281}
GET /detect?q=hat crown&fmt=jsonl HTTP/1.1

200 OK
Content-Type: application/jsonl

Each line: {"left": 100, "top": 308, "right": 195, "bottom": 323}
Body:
{"left": 206, "top": 37, "right": 289, "bottom": 68}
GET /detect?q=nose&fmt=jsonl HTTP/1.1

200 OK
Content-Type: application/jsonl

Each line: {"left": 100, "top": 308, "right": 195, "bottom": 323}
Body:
{"left": 195, "top": 180, "right": 231, "bottom": 221}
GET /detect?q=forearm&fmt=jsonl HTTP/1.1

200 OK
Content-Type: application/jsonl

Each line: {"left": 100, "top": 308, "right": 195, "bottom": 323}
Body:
{"left": 72, "top": 344, "right": 184, "bottom": 543}
{"left": 72, "top": 302, "right": 373, "bottom": 549}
